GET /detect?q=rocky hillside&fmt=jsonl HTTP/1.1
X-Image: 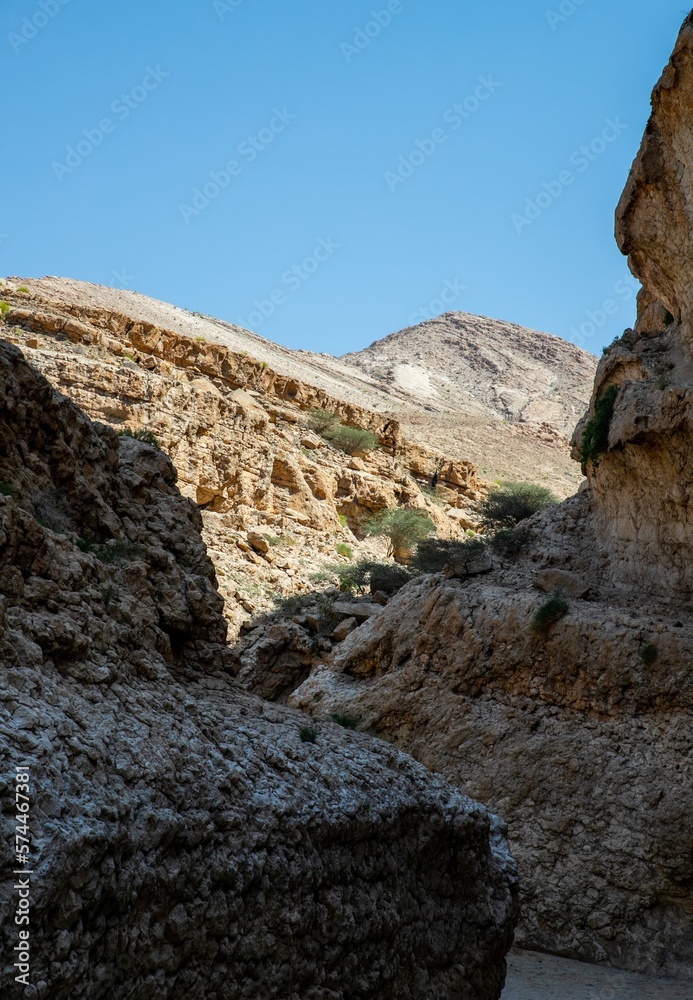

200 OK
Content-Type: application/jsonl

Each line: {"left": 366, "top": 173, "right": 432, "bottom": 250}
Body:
{"left": 0, "top": 278, "right": 484, "bottom": 638}
{"left": 339, "top": 312, "right": 597, "bottom": 496}
{"left": 245, "top": 14, "right": 693, "bottom": 982}
{"left": 6, "top": 277, "right": 595, "bottom": 497}
{"left": 0, "top": 338, "right": 518, "bottom": 998}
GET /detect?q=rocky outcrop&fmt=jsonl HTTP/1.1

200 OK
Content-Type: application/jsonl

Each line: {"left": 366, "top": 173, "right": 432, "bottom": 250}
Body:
{"left": 289, "top": 494, "right": 693, "bottom": 978}
{"left": 578, "top": 11, "right": 693, "bottom": 595}
{"left": 0, "top": 341, "right": 518, "bottom": 998}
{"left": 283, "top": 19, "right": 693, "bottom": 978}
{"left": 0, "top": 279, "right": 483, "bottom": 636}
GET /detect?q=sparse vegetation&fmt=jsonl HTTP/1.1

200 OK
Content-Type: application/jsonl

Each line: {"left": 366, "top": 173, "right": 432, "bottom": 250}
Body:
{"left": 18, "top": 286, "right": 29, "bottom": 294}
{"left": 299, "top": 726, "right": 318, "bottom": 743}
{"left": 412, "top": 536, "right": 486, "bottom": 575}
{"left": 0, "top": 481, "right": 18, "bottom": 499}
{"left": 118, "top": 428, "right": 161, "bottom": 448}
{"left": 338, "top": 513, "right": 348, "bottom": 528}
{"left": 489, "top": 524, "right": 533, "bottom": 559}
{"left": 308, "top": 408, "right": 380, "bottom": 455}
{"left": 318, "top": 558, "right": 413, "bottom": 595}
{"left": 640, "top": 643, "right": 658, "bottom": 666}
{"left": 0, "top": 301, "right": 11, "bottom": 317}
{"left": 195, "top": 336, "right": 206, "bottom": 344}
{"left": 336, "top": 542, "right": 354, "bottom": 559}
{"left": 531, "top": 595, "right": 569, "bottom": 635}
{"left": 364, "top": 507, "right": 435, "bottom": 557}
{"left": 480, "top": 482, "right": 558, "bottom": 528}
{"left": 331, "top": 713, "right": 359, "bottom": 730}
{"left": 658, "top": 376, "right": 667, "bottom": 391}
{"left": 78, "top": 537, "right": 142, "bottom": 566}
{"left": 580, "top": 385, "right": 618, "bottom": 470}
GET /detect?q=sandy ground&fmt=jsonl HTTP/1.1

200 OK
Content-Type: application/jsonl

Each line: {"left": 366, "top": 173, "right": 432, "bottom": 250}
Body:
{"left": 502, "top": 951, "right": 693, "bottom": 999}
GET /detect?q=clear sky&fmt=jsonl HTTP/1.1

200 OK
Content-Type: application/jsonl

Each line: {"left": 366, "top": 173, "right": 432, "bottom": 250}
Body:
{"left": 1, "top": 0, "right": 688, "bottom": 356}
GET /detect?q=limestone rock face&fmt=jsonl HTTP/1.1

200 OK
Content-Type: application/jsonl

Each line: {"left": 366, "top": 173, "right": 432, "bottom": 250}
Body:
{"left": 0, "top": 279, "right": 483, "bottom": 637}
{"left": 579, "top": 12, "right": 693, "bottom": 595}
{"left": 289, "top": 495, "right": 693, "bottom": 978}
{"left": 0, "top": 341, "right": 518, "bottom": 998}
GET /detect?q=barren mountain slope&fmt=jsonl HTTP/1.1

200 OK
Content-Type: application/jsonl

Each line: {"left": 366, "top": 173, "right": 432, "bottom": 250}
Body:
{"left": 13, "top": 278, "right": 595, "bottom": 496}
{"left": 340, "top": 313, "right": 597, "bottom": 494}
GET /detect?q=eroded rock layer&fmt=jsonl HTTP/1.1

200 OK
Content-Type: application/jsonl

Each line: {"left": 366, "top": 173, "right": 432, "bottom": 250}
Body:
{"left": 290, "top": 495, "right": 693, "bottom": 978}
{"left": 0, "top": 341, "right": 518, "bottom": 998}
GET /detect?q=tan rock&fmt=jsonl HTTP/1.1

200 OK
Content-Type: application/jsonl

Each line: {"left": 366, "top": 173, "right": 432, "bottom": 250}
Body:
{"left": 533, "top": 568, "right": 589, "bottom": 598}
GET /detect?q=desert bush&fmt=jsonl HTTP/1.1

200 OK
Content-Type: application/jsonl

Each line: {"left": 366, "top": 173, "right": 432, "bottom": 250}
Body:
{"left": 0, "top": 301, "right": 10, "bottom": 318}
{"left": 326, "top": 424, "right": 380, "bottom": 455}
{"left": 336, "top": 542, "right": 354, "bottom": 559}
{"left": 640, "top": 643, "right": 658, "bottom": 666}
{"left": 364, "top": 507, "right": 435, "bottom": 557}
{"left": 308, "top": 408, "right": 380, "bottom": 455}
{"left": 480, "top": 482, "right": 558, "bottom": 528}
{"left": 412, "top": 537, "right": 486, "bottom": 575}
{"left": 331, "top": 713, "right": 359, "bottom": 729}
{"left": 531, "top": 595, "right": 569, "bottom": 634}
{"left": 580, "top": 385, "right": 618, "bottom": 469}
{"left": 328, "top": 558, "right": 413, "bottom": 594}
{"left": 299, "top": 726, "right": 317, "bottom": 743}
{"left": 118, "top": 427, "right": 161, "bottom": 449}
{"left": 489, "top": 523, "right": 533, "bottom": 559}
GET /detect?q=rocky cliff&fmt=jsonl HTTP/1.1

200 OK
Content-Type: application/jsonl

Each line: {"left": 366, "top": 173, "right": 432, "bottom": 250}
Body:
{"left": 576, "top": 9, "right": 693, "bottom": 596}
{"left": 0, "top": 277, "right": 483, "bottom": 637}
{"left": 0, "top": 340, "right": 518, "bottom": 997}
{"left": 279, "top": 14, "right": 693, "bottom": 981}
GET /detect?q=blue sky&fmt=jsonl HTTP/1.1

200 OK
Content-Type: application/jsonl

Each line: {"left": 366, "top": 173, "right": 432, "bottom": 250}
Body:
{"left": 1, "top": 0, "right": 688, "bottom": 356}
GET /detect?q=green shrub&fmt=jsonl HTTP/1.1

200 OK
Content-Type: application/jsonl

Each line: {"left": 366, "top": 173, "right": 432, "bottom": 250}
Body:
{"left": 489, "top": 524, "right": 533, "bottom": 559}
{"left": 531, "top": 595, "right": 569, "bottom": 635}
{"left": 308, "top": 408, "right": 340, "bottom": 435}
{"left": 118, "top": 427, "right": 161, "bottom": 449}
{"left": 325, "top": 424, "right": 380, "bottom": 455}
{"left": 308, "top": 408, "right": 380, "bottom": 455}
{"left": 658, "top": 376, "right": 667, "bottom": 391}
{"left": 412, "top": 537, "right": 486, "bottom": 575}
{"left": 336, "top": 542, "right": 354, "bottom": 559}
{"left": 364, "top": 507, "right": 435, "bottom": 557}
{"left": 480, "top": 482, "right": 558, "bottom": 528}
{"left": 0, "top": 301, "right": 11, "bottom": 317}
{"left": 338, "top": 513, "right": 348, "bottom": 528}
{"left": 580, "top": 385, "right": 618, "bottom": 469}
{"left": 331, "top": 713, "right": 359, "bottom": 729}
{"left": 299, "top": 726, "right": 317, "bottom": 743}
{"left": 18, "top": 286, "right": 29, "bottom": 294}
{"left": 640, "top": 643, "right": 658, "bottom": 666}
{"left": 329, "top": 558, "right": 413, "bottom": 595}
{"left": 0, "top": 481, "right": 18, "bottom": 498}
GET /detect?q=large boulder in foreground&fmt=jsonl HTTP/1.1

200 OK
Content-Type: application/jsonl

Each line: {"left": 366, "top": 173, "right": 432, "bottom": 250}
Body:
{"left": 0, "top": 342, "right": 517, "bottom": 999}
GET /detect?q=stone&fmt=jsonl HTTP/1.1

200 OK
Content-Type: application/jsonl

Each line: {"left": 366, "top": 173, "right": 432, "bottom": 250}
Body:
{"left": 246, "top": 530, "right": 270, "bottom": 554}
{"left": 333, "top": 616, "right": 358, "bottom": 640}
{"left": 0, "top": 340, "right": 518, "bottom": 998}
{"left": 533, "top": 568, "right": 589, "bottom": 598}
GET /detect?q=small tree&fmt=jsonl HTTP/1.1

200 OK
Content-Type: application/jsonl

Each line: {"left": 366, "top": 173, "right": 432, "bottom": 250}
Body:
{"left": 480, "top": 482, "right": 557, "bottom": 528}
{"left": 364, "top": 508, "right": 435, "bottom": 559}
{"left": 412, "top": 537, "right": 487, "bottom": 575}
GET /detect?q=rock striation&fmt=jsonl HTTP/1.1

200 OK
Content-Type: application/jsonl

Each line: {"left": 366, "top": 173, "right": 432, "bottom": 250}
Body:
{"left": 0, "top": 340, "right": 518, "bottom": 998}
{"left": 0, "top": 278, "right": 483, "bottom": 637}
